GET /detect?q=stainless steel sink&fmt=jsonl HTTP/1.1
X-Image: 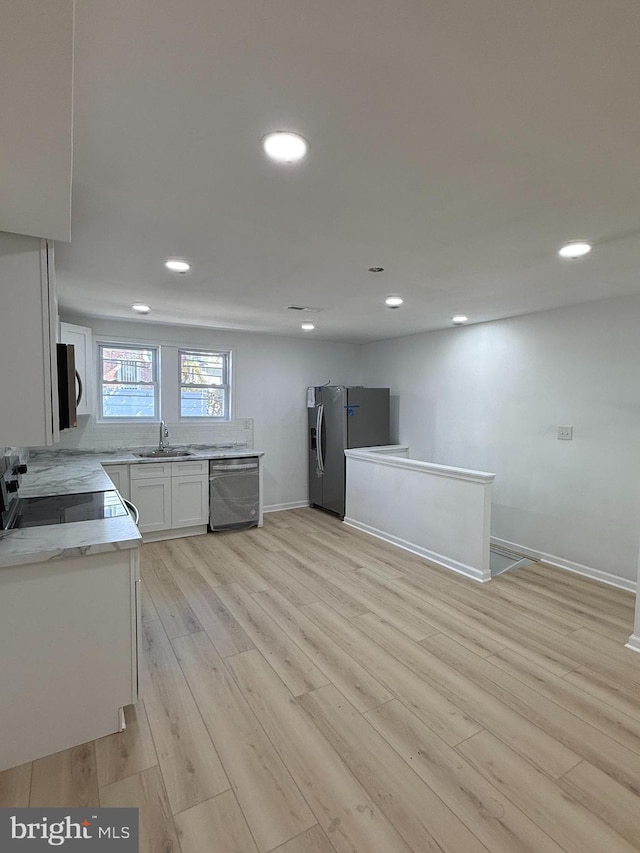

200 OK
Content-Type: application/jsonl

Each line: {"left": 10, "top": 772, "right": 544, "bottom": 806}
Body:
{"left": 134, "top": 450, "right": 194, "bottom": 459}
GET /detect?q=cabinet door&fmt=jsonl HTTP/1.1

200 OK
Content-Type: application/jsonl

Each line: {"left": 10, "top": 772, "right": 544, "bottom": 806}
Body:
{"left": 130, "top": 477, "right": 172, "bottom": 533}
{"left": 0, "top": 0, "right": 74, "bottom": 242}
{"left": 171, "top": 475, "right": 209, "bottom": 528}
{"left": 59, "top": 322, "right": 92, "bottom": 415}
{"left": 0, "top": 233, "right": 58, "bottom": 446}
{"left": 103, "top": 464, "right": 130, "bottom": 501}
{"left": 0, "top": 548, "right": 136, "bottom": 770}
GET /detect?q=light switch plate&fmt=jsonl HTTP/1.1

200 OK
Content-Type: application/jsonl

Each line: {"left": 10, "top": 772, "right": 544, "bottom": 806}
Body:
{"left": 557, "top": 425, "right": 573, "bottom": 440}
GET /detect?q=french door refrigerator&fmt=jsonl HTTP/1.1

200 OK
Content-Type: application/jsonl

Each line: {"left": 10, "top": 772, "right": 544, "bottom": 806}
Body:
{"left": 308, "top": 385, "right": 390, "bottom": 517}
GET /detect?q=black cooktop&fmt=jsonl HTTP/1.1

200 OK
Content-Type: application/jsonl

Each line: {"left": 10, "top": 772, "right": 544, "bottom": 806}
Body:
{"left": 14, "top": 490, "right": 128, "bottom": 528}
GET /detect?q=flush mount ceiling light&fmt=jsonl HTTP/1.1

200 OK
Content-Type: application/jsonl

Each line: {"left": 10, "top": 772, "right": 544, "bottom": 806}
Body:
{"left": 262, "top": 131, "right": 308, "bottom": 163}
{"left": 301, "top": 322, "right": 315, "bottom": 331}
{"left": 385, "top": 296, "right": 404, "bottom": 308}
{"left": 451, "top": 314, "right": 468, "bottom": 324}
{"left": 368, "top": 267, "right": 384, "bottom": 273}
{"left": 558, "top": 241, "right": 592, "bottom": 259}
{"left": 165, "top": 258, "right": 191, "bottom": 273}
{"left": 131, "top": 303, "right": 151, "bottom": 314}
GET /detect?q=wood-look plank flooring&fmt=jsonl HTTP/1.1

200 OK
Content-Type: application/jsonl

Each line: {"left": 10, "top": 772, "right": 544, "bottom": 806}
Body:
{"left": 2, "top": 507, "right": 639, "bottom": 852}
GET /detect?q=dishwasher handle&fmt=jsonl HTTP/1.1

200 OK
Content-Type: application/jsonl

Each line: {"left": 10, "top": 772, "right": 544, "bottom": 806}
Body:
{"left": 210, "top": 462, "right": 259, "bottom": 472}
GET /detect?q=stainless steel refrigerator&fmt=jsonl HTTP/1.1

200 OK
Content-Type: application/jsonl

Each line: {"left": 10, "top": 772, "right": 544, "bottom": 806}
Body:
{"left": 308, "top": 385, "right": 390, "bottom": 517}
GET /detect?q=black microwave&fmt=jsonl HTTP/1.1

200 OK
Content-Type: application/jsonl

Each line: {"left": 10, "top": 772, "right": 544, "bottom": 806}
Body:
{"left": 57, "top": 343, "right": 78, "bottom": 430}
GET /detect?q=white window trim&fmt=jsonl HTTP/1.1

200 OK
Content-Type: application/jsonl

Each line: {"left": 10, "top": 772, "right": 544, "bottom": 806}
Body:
{"left": 96, "top": 341, "right": 160, "bottom": 423}
{"left": 178, "top": 347, "right": 232, "bottom": 422}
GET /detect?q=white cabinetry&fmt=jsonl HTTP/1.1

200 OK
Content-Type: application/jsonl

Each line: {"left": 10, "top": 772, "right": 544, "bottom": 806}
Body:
{"left": 59, "top": 321, "right": 93, "bottom": 416}
{"left": 102, "top": 463, "right": 131, "bottom": 501}
{"left": 0, "top": 232, "right": 59, "bottom": 446}
{"left": 130, "top": 460, "right": 208, "bottom": 539}
{"left": 0, "top": 0, "right": 74, "bottom": 241}
{"left": 130, "top": 476, "right": 172, "bottom": 534}
{"left": 172, "top": 474, "right": 209, "bottom": 527}
{"left": 0, "top": 547, "right": 140, "bottom": 771}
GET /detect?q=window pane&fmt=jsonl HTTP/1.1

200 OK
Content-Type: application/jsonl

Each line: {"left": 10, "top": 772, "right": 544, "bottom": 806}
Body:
{"left": 102, "top": 347, "right": 155, "bottom": 383}
{"left": 101, "top": 385, "right": 156, "bottom": 418}
{"left": 181, "top": 387, "right": 225, "bottom": 417}
{"left": 180, "top": 351, "right": 224, "bottom": 386}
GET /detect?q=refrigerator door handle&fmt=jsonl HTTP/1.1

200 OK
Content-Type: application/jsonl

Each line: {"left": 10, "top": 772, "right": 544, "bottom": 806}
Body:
{"left": 316, "top": 404, "right": 325, "bottom": 473}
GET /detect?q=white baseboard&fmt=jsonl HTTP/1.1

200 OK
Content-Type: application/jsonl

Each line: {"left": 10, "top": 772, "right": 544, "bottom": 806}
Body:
{"left": 625, "top": 634, "right": 640, "bottom": 654}
{"left": 491, "top": 536, "right": 636, "bottom": 593}
{"left": 263, "top": 500, "right": 310, "bottom": 514}
{"left": 344, "top": 517, "right": 491, "bottom": 583}
{"left": 142, "top": 525, "right": 208, "bottom": 542}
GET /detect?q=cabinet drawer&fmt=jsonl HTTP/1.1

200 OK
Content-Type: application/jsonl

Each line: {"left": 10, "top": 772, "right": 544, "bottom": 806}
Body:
{"left": 171, "top": 459, "right": 209, "bottom": 477}
{"left": 130, "top": 462, "right": 171, "bottom": 479}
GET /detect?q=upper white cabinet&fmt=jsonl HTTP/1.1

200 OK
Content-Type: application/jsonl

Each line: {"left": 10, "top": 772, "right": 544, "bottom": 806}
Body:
{"left": 0, "top": 1, "right": 74, "bottom": 241}
{"left": 60, "top": 322, "right": 93, "bottom": 416}
{"left": 0, "top": 232, "right": 59, "bottom": 447}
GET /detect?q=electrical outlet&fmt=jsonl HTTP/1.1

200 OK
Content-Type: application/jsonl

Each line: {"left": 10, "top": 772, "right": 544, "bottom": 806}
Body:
{"left": 242, "top": 418, "right": 251, "bottom": 430}
{"left": 557, "top": 425, "right": 573, "bottom": 440}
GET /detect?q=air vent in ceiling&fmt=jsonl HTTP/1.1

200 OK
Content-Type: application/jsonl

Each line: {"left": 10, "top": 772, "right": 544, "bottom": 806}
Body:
{"left": 287, "top": 305, "right": 323, "bottom": 313}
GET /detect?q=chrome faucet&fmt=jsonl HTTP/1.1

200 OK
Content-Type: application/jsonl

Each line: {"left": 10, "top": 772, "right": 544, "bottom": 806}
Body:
{"left": 159, "top": 420, "right": 169, "bottom": 450}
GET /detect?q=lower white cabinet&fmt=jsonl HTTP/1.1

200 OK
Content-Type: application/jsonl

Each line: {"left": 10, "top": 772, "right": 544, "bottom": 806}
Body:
{"left": 129, "top": 460, "right": 209, "bottom": 537}
{"left": 172, "top": 474, "right": 209, "bottom": 527}
{"left": 0, "top": 547, "right": 140, "bottom": 771}
{"left": 103, "top": 463, "right": 131, "bottom": 500}
{"left": 130, "top": 477, "right": 172, "bottom": 533}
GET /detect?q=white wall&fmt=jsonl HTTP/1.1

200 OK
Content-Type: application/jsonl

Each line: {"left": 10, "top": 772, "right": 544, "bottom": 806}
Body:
{"left": 56, "top": 317, "right": 363, "bottom": 510}
{"left": 361, "top": 294, "right": 640, "bottom": 585}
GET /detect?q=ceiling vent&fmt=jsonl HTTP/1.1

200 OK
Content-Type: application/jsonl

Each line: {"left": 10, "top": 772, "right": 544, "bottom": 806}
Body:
{"left": 287, "top": 305, "right": 323, "bottom": 313}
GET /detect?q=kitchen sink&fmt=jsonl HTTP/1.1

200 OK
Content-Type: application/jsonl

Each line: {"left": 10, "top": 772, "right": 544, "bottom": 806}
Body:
{"left": 134, "top": 450, "right": 194, "bottom": 459}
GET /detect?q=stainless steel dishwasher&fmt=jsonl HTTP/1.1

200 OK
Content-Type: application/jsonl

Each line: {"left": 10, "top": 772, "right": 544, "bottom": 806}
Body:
{"left": 209, "top": 457, "right": 260, "bottom": 530}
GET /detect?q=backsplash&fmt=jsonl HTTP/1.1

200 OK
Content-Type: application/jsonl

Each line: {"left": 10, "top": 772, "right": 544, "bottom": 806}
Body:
{"left": 32, "top": 418, "right": 254, "bottom": 453}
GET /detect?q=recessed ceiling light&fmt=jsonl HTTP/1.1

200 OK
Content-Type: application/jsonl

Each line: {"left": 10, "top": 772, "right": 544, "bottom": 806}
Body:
{"left": 131, "top": 303, "right": 151, "bottom": 314}
{"left": 165, "top": 258, "right": 191, "bottom": 273}
{"left": 301, "top": 322, "right": 315, "bottom": 331}
{"left": 385, "top": 296, "right": 404, "bottom": 308}
{"left": 558, "top": 241, "right": 592, "bottom": 259}
{"left": 451, "top": 314, "right": 468, "bottom": 324}
{"left": 368, "top": 267, "right": 384, "bottom": 273}
{"left": 262, "top": 131, "right": 308, "bottom": 163}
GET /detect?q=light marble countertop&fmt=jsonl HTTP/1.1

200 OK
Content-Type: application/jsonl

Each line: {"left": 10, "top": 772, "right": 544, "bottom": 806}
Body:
{"left": 21, "top": 446, "right": 263, "bottom": 498}
{"left": 0, "top": 445, "right": 263, "bottom": 568}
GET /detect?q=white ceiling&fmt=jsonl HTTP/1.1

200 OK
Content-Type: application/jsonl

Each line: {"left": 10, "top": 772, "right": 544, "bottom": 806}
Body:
{"left": 56, "top": 0, "right": 640, "bottom": 343}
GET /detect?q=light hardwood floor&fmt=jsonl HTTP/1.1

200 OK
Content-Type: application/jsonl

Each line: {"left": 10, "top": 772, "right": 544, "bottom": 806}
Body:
{"left": 2, "top": 507, "right": 639, "bottom": 852}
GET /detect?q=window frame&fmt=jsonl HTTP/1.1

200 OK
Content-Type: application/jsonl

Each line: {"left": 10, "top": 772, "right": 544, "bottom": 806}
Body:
{"left": 97, "top": 342, "right": 160, "bottom": 423}
{"left": 178, "top": 347, "right": 232, "bottom": 422}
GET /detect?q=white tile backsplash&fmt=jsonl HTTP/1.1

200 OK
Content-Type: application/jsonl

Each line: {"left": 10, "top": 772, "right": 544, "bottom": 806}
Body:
{"left": 40, "top": 418, "right": 254, "bottom": 452}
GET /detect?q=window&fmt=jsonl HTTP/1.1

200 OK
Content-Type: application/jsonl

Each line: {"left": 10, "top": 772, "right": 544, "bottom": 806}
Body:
{"left": 99, "top": 344, "right": 159, "bottom": 419}
{"left": 179, "top": 349, "right": 230, "bottom": 419}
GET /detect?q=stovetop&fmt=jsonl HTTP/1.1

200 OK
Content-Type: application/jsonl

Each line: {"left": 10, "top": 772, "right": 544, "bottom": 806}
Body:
{"left": 13, "top": 490, "right": 128, "bottom": 529}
